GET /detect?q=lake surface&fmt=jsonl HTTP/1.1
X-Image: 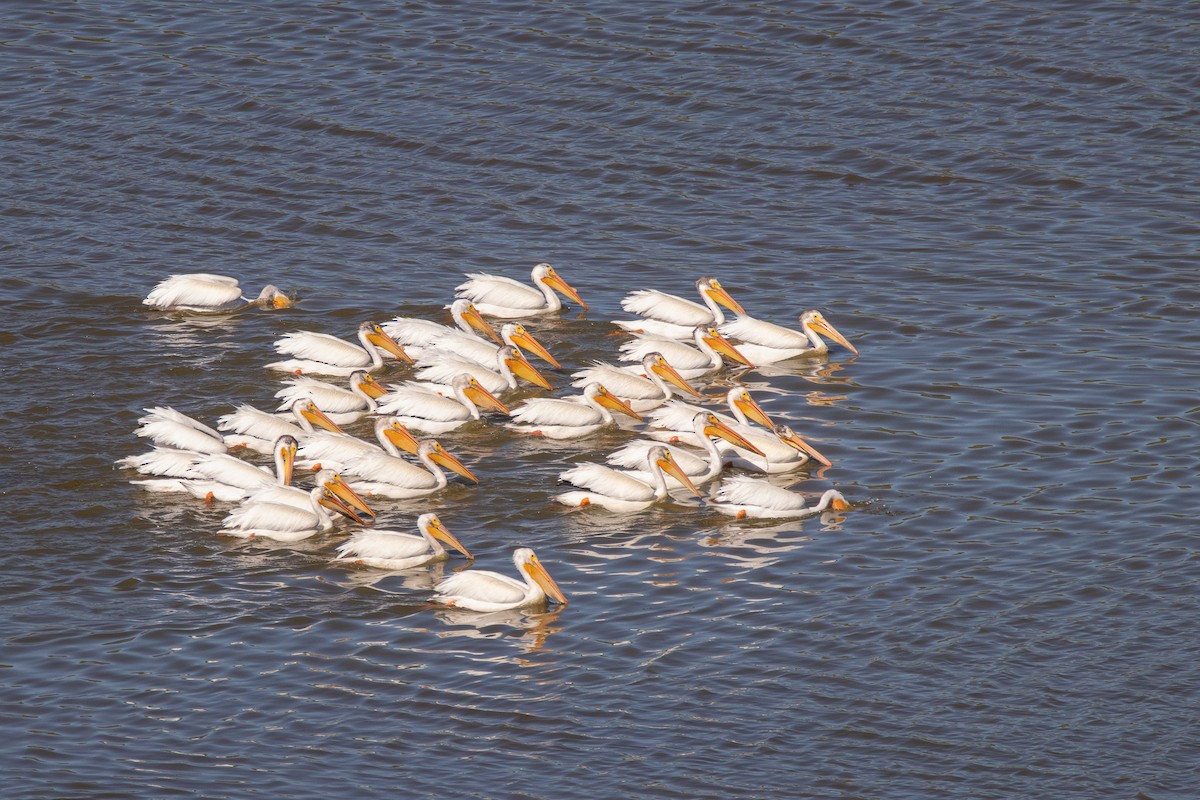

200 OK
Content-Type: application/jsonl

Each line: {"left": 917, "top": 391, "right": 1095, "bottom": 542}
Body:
{"left": 3, "top": 2, "right": 1198, "bottom": 797}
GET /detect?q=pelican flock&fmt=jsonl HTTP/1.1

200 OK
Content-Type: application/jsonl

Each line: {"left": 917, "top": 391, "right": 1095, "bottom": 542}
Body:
{"left": 125, "top": 262, "right": 860, "bottom": 612}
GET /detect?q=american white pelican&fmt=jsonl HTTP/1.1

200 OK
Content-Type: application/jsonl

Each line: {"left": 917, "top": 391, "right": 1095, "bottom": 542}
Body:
{"left": 179, "top": 435, "right": 297, "bottom": 502}
{"left": 414, "top": 345, "right": 552, "bottom": 394}
{"left": 433, "top": 547, "right": 567, "bottom": 611}
{"left": 570, "top": 353, "right": 703, "bottom": 412}
{"left": 606, "top": 412, "right": 764, "bottom": 486}
{"left": 720, "top": 309, "right": 858, "bottom": 364}
{"left": 721, "top": 423, "right": 833, "bottom": 474}
{"left": 220, "top": 485, "right": 367, "bottom": 542}
{"left": 297, "top": 416, "right": 420, "bottom": 472}
{"left": 341, "top": 439, "right": 478, "bottom": 499}
{"left": 246, "top": 469, "right": 376, "bottom": 522}
{"left": 132, "top": 406, "right": 228, "bottom": 455}
{"left": 618, "top": 325, "right": 754, "bottom": 378}
{"left": 375, "top": 375, "right": 509, "bottom": 434}
{"left": 382, "top": 299, "right": 501, "bottom": 359}
{"left": 332, "top": 512, "right": 472, "bottom": 570}
{"left": 219, "top": 398, "right": 344, "bottom": 454}
{"left": 710, "top": 479, "right": 851, "bottom": 520}
{"left": 555, "top": 446, "right": 703, "bottom": 512}
{"left": 455, "top": 262, "right": 588, "bottom": 318}
{"left": 143, "top": 273, "right": 292, "bottom": 313}
{"left": 273, "top": 370, "right": 387, "bottom": 424}
{"left": 644, "top": 388, "right": 775, "bottom": 447}
{"left": 611, "top": 276, "right": 743, "bottom": 339}
{"left": 266, "top": 321, "right": 413, "bottom": 376}
{"left": 428, "top": 322, "right": 560, "bottom": 369}
{"left": 506, "top": 382, "right": 642, "bottom": 439}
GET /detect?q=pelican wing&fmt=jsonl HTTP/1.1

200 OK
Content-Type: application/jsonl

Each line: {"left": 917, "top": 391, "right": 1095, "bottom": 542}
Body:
{"left": 382, "top": 316, "right": 456, "bottom": 345}
{"left": 376, "top": 384, "right": 473, "bottom": 422}
{"left": 618, "top": 336, "right": 709, "bottom": 370}
{"left": 570, "top": 364, "right": 659, "bottom": 400}
{"left": 414, "top": 353, "right": 504, "bottom": 392}
{"left": 223, "top": 501, "right": 317, "bottom": 533}
{"left": 335, "top": 530, "right": 427, "bottom": 561}
{"left": 645, "top": 400, "right": 707, "bottom": 431}
{"left": 135, "top": 409, "right": 226, "bottom": 454}
{"left": 455, "top": 273, "right": 544, "bottom": 311}
{"left": 559, "top": 463, "right": 656, "bottom": 501}
{"left": 139, "top": 407, "right": 224, "bottom": 439}
{"left": 217, "top": 405, "right": 302, "bottom": 439}
{"left": 343, "top": 452, "right": 436, "bottom": 489}
{"left": 116, "top": 447, "right": 202, "bottom": 477}
{"left": 510, "top": 398, "right": 601, "bottom": 427}
{"left": 273, "top": 331, "right": 371, "bottom": 366}
{"left": 436, "top": 569, "right": 527, "bottom": 605}
{"left": 604, "top": 440, "right": 706, "bottom": 473}
{"left": 190, "top": 453, "right": 275, "bottom": 489}
{"left": 274, "top": 377, "right": 364, "bottom": 414}
{"left": 714, "top": 476, "right": 808, "bottom": 510}
{"left": 144, "top": 274, "right": 243, "bottom": 309}
{"left": 425, "top": 330, "right": 498, "bottom": 366}
{"left": 298, "top": 431, "right": 378, "bottom": 463}
{"left": 620, "top": 290, "right": 709, "bottom": 325}
{"left": 720, "top": 315, "right": 807, "bottom": 349}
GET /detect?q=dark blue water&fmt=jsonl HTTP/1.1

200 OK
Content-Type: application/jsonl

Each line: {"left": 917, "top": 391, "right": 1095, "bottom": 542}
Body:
{"left": 3, "top": 2, "right": 1198, "bottom": 797}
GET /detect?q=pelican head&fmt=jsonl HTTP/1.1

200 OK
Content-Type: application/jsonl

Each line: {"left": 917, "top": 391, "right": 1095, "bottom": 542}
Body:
{"left": 643, "top": 353, "right": 703, "bottom": 399}
{"left": 320, "top": 471, "right": 377, "bottom": 520}
{"left": 533, "top": 263, "right": 589, "bottom": 311}
{"left": 590, "top": 383, "right": 642, "bottom": 421}
{"left": 455, "top": 374, "right": 510, "bottom": 414}
{"left": 700, "top": 326, "right": 754, "bottom": 367}
{"left": 700, "top": 277, "right": 744, "bottom": 314}
{"left": 254, "top": 285, "right": 294, "bottom": 309}
{"left": 800, "top": 310, "right": 857, "bottom": 355}
{"left": 774, "top": 424, "right": 833, "bottom": 467}
{"left": 274, "top": 434, "right": 298, "bottom": 486}
{"left": 381, "top": 417, "right": 421, "bottom": 455}
{"left": 821, "top": 489, "right": 852, "bottom": 513}
{"left": 500, "top": 345, "right": 553, "bottom": 390}
{"left": 505, "top": 323, "right": 560, "bottom": 368}
{"left": 351, "top": 370, "right": 388, "bottom": 400}
{"left": 731, "top": 389, "right": 773, "bottom": 429}
{"left": 452, "top": 299, "right": 502, "bottom": 343}
{"left": 698, "top": 412, "right": 765, "bottom": 457}
{"left": 420, "top": 439, "right": 479, "bottom": 483}
{"left": 418, "top": 512, "right": 473, "bottom": 559}
{"left": 293, "top": 398, "right": 346, "bottom": 434}
{"left": 651, "top": 446, "right": 703, "bottom": 497}
{"left": 361, "top": 321, "right": 415, "bottom": 364}
{"left": 514, "top": 547, "right": 568, "bottom": 606}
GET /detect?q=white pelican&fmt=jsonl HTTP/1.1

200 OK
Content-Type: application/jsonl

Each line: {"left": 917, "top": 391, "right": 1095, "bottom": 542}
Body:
{"left": 428, "top": 322, "right": 560, "bottom": 368}
{"left": 710, "top": 479, "right": 851, "bottom": 520}
{"left": 341, "top": 439, "right": 478, "bottom": 499}
{"left": 618, "top": 325, "right": 754, "bottom": 378}
{"left": 433, "top": 547, "right": 567, "bottom": 611}
{"left": 266, "top": 321, "right": 413, "bottom": 376}
{"left": 570, "top": 353, "right": 703, "bottom": 412}
{"left": 132, "top": 406, "right": 228, "bottom": 455}
{"left": 246, "top": 469, "right": 376, "bottom": 522}
{"left": 382, "top": 299, "right": 501, "bottom": 359}
{"left": 219, "top": 398, "right": 344, "bottom": 454}
{"left": 555, "top": 446, "right": 702, "bottom": 512}
{"left": 611, "top": 276, "right": 743, "bottom": 339}
{"left": 143, "top": 273, "right": 292, "bottom": 313}
{"left": 220, "top": 485, "right": 367, "bottom": 542}
{"left": 178, "top": 435, "right": 297, "bottom": 502}
{"left": 332, "top": 512, "right": 472, "bottom": 570}
{"left": 273, "top": 370, "right": 387, "bottom": 424}
{"left": 414, "top": 345, "right": 552, "bottom": 394}
{"left": 298, "top": 416, "right": 420, "bottom": 472}
{"left": 722, "top": 423, "right": 833, "bottom": 474}
{"left": 455, "top": 262, "right": 588, "bottom": 318}
{"left": 506, "top": 382, "right": 642, "bottom": 439}
{"left": 720, "top": 309, "right": 858, "bottom": 364}
{"left": 375, "top": 375, "right": 509, "bottom": 434}
{"left": 644, "top": 388, "right": 775, "bottom": 447}
{"left": 605, "top": 412, "right": 764, "bottom": 486}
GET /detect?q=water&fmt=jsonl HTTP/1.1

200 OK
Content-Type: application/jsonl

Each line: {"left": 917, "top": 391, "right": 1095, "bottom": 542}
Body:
{"left": 3, "top": 1, "right": 1198, "bottom": 797}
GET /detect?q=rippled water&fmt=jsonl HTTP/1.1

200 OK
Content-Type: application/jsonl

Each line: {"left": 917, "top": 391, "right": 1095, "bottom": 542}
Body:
{"left": 3, "top": 2, "right": 1198, "bottom": 797}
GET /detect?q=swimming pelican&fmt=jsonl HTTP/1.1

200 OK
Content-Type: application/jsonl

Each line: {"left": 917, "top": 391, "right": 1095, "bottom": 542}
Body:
{"left": 571, "top": 353, "right": 703, "bottom": 412}
{"left": 455, "top": 262, "right": 588, "bottom": 318}
{"left": 606, "top": 412, "right": 765, "bottom": 486}
{"left": 246, "top": 469, "right": 376, "bottom": 522}
{"left": 710, "top": 479, "right": 851, "bottom": 520}
{"left": 132, "top": 406, "right": 229, "bottom": 455}
{"left": 644, "top": 388, "right": 775, "bottom": 447}
{"left": 178, "top": 435, "right": 297, "bottom": 502}
{"left": 414, "top": 345, "right": 552, "bottom": 394}
{"left": 273, "top": 370, "right": 387, "bottom": 424}
{"left": 332, "top": 512, "right": 472, "bottom": 570}
{"left": 341, "top": 439, "right": 478, "bottom": 499}
{"left": 618, "top": 325, "right": 754, "bottom": 378}
{"left": 433, "top": 547, "right": 568, "bottom": 611}
{"left": 611, "top": 276, "right": 743, "bottom": 339}
{"left": 220, "top": 485, "right": 367, "bottom": 542}
{"left": 143, "top": 273, "right": 292, "bottom": 313}
{"left": 428, "top": 322, "right": 561, "bottom": 368}
{"left": 219, "top": 398, "right": 344, "bottom": 454}
{"left": 555, "top": 446, "right": 703, "bottom": 512}
{"left": 720, "top": 309, "right": 858, "bottom": 364}
{"left": 266, "top": 321, "right": 413, "bottom": 376}
{"left": 375, "top": 375, "right": 509, "bottom": 434}
{"left": 297, "top": 416, "right": 420, "bottom": 472}
{"left": 506, "top": 382, "right": 642, "bottom": 439}
{"left": 382, "top": 299, "right": 501, "bottom": 359}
